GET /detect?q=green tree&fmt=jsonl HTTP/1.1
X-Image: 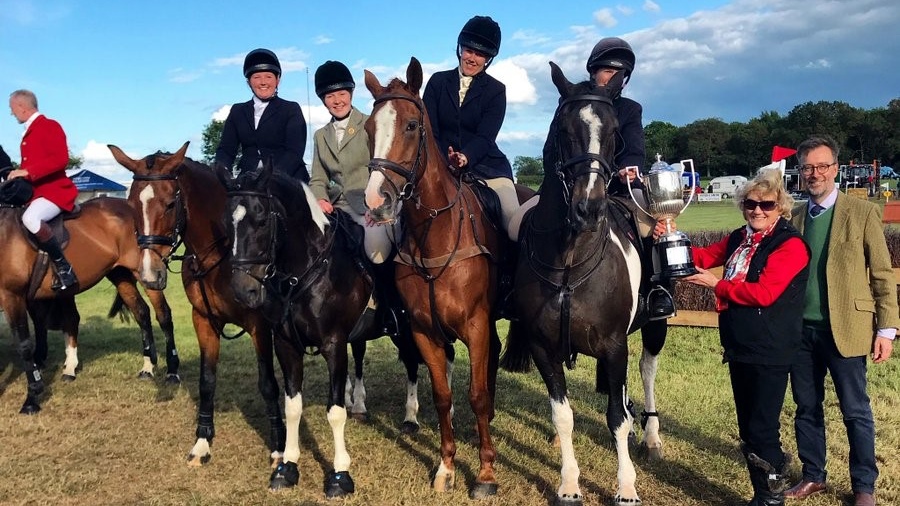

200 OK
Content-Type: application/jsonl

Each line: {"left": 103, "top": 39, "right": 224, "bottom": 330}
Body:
{"left": 66, "top": 153, "right": 83, "bottom": 171}
{"left": 644, "top": 121, "right": 679, "bottom": 167}
{"left": 201, "top": 119, "right": 225, "bottom": 164}
{"left": 513, "top": 155, "right": 543, "bottom": 187}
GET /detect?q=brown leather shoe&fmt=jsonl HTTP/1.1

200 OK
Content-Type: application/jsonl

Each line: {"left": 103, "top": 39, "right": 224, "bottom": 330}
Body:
{"left": 784, "top": 480, "right": 826, "bottom": 499}
{"left": 854, "top": 492, "right": 875, "bottom": 506}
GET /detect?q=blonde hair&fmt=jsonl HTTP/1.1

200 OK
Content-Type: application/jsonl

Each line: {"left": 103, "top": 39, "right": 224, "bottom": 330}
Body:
{"left": 735, "top": 169, "right": 795, "bottom": 220}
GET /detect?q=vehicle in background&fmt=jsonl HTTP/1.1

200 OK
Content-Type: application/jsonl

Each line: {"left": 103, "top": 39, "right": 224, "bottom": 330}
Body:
{"left": 707, "top": 175, "right": 748, "bottom": 198}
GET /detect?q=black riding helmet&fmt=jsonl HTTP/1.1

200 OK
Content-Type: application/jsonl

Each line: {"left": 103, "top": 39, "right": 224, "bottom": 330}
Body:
{"left": 314, "top": 61, "right": 355, "bottom": 98}
{"left": 243, "top": 48, "right": 282, "bottom": 78}
{"left": 586, "top": 37, "right": 635, "bottom": 81}
{"left": 457, "top": 15, "right": 501, "bottom": 59}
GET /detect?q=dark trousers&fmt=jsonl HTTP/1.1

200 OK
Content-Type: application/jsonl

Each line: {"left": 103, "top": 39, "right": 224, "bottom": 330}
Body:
{"left": 729, "top": 361, "right": 790, "bottom": 467}
{"left": 790, "top": 325, "right": 877, "bottom": 494}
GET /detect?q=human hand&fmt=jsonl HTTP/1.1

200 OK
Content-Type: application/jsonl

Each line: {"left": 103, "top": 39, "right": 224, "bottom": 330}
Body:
{"left": 652, "top": 220, "right": 670, "bottom": 240}
{"left": 448, "top": 147, "right": 468, "bottom": 169}
{"left": 317, "top": 199, "right": 334, "bottom": 214}
{"left": 8, "top": 168, "right": 28, "bottom": 180}
{"left": 872, "top": 336, "right": 893, "bottom": 363}
{"left": 618, "top": 166, "right": 640, "bottom": 184}
{"left": 683, "top": 267, "right": 719, "bottom": 289}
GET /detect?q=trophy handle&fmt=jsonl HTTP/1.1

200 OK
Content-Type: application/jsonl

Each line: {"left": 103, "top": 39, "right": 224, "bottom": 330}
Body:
{"left": 624, "top": 165, "right": 656, "bottom": 220}
{"left": 680, "top": 158, "right": 697, "bottom": 213}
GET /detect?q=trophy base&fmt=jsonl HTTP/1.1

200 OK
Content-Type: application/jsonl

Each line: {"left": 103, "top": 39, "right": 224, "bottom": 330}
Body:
{"left": 652, "top": 232, "right": 698, "bottom": 281}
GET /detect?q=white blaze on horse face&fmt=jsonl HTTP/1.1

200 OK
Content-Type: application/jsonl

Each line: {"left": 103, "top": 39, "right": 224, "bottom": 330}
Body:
{"left": 579, "top": 104, "right": 603, "bottom": 194}
{"left": 138, "top": 185, "right": 159, "bottom": 280}
{"left": 364, "top": 102, "right": 398, "bottom": 210}
{"left": 231, "top": 204, "right": 247, "bottom": 257}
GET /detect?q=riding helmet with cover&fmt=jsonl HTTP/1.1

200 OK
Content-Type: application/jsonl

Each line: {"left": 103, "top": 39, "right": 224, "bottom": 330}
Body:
{"left": 586, "top": 37, "right": 635, "bottom": 79}
{"left": 243, "top": 48, "right": 282, "bottom": 78}
{"left": 314, "top": 60, "right": 355, "bottom": 98}
{"left": 457, "top": 15, "right": 501, "bottom": 57}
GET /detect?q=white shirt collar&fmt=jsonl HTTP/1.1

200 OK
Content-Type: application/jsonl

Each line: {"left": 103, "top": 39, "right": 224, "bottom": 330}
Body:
{"left": 23, "top": 112, "right": 42, "bottom": 134}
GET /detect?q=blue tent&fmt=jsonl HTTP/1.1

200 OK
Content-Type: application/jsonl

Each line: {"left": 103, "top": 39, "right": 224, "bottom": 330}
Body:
{"left": 69, "top": 169, "right": 126, "bottom": 192}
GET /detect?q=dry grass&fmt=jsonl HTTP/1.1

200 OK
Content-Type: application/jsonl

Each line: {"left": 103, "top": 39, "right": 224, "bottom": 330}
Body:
{"left": 0, "top": 279, "right": 898, "bottom": 505}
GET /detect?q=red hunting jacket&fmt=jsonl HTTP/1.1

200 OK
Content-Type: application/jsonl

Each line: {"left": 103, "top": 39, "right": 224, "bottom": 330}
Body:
{"left": 21, "top": 114, "right": 77, "bottom": 211}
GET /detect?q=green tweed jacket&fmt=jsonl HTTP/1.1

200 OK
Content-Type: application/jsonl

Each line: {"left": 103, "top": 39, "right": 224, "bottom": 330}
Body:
{"left": 791, "top": 191, "right": 900, "bottom": 357}
{"left": 309, "top": 107, "right": 370, "bottom": 215}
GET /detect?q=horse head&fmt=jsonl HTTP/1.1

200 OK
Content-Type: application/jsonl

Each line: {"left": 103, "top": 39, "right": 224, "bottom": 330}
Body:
{"left": 363, "top": 57, "right": 428, "bottom": 224}
{"left": 222, "top": 160, "right": 281, "bottom": 309}
{"left": 547, "top": 61, "right": 619, "bottom": 234}
{"left": 110, "top": 141, "right": 190, "bottom": 289}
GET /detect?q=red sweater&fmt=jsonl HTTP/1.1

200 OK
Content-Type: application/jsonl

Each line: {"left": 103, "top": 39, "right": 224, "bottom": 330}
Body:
{"left": 692, "top": 230, "right": 809, "bottom": 310}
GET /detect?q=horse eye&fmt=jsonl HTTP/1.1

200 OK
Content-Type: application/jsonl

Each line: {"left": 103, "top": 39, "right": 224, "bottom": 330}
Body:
{"left": 406, "top": 120, "right": 418, "bottom": 131}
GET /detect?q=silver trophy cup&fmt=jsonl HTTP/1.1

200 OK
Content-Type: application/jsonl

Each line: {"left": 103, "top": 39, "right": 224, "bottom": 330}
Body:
{"left": 628, "top": 158, "right": 698, "bottom": 280}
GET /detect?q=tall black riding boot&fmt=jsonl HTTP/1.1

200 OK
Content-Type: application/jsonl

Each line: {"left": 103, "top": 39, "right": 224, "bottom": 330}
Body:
{"left": 35, "top": 223, "right": 78, "bottom": 291}
{"left": 372, "top": 260, "right": 404, "bottom": 337}
{"left": 745, "top": 452, "right": 788, "bottom": 506}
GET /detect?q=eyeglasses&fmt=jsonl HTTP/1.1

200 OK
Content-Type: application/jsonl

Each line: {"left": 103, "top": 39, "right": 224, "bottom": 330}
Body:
{"left": 798, "top": 162, "right": 836, "bottom": 175}
{"left": 742, "top": 199, "right": 778, "bottom": 212}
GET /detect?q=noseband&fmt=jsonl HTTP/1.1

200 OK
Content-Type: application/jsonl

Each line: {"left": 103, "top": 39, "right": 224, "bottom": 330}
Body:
{"left": 227, "top": 189, "right": 282, "bottom": 283}
{"left": 367, "top": 93, "right": 427, "bottom": 201}
{"left": 131, "top": 172, "right": 185, "bottom": 264}
{"left": 552, "top": 93, "right": 616, "bottom": 202}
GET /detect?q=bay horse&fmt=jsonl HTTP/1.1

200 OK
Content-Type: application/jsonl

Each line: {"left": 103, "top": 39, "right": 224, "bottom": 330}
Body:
{"left": 219, "top": 162, "right": 422, "bottom": 497}
{"left": 363, "top": 57, "right": 503, "bottom": 499}
{"left": 0, "top": 196, "right": 180, "bottom": 414}
{"left": 500, "top": 62, "right": 667, "bottom": 506}
{"left": 110, "top": 143, "right": 304, "bottom": 490}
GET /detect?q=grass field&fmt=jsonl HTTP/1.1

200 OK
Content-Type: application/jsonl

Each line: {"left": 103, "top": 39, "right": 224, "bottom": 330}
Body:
{"left": 0, "top": 203, "right": 898, "bottom": 505}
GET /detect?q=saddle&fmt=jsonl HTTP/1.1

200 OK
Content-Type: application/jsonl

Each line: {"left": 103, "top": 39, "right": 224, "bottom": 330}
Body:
{"left": 461, "top": 172, "right": 503, "bottom": 232}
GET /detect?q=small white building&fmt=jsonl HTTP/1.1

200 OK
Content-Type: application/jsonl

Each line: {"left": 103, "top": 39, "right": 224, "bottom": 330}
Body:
{"left": 70, "top": 169, "right": 127, "bottom": 203}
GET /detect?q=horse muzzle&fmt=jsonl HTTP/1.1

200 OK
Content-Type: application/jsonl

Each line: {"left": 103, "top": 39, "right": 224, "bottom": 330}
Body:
{"left": 570, "top": 198, "right": 605, "bottom": 233}
{"left": 230, "top": 270, "right": 267, "bottom": 309}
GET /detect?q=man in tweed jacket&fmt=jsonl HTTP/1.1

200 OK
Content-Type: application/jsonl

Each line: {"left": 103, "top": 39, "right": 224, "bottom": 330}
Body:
{"left": 785, "top": 135, "right": 897, "bottom": 506}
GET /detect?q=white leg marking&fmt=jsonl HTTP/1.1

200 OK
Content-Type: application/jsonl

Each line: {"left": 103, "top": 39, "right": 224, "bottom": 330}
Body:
{"left": 141, "top": 356, "right": 154, "bottom": 376}
{"left": 62, "top": 345, "right": 78, "bottom": 377}
{"left": 404, "top": 380, "right": 420, "bottom": 424}
{"left": 614, "top": 386, "right": 640, "bottom": 502}
{"left": 351, "top": 375, "right": 367, "bottom": 415}
{"left": 551, "top": 397, "right": 582, "bottom": 500}
{"left": 327, "top": 404, "right": 351, "bottom": 472}
{"left": 640, "top": 348, "right": 662, "bottom": 451}
{"left": 283, "top": 393, "right": 303, "bottom": 464}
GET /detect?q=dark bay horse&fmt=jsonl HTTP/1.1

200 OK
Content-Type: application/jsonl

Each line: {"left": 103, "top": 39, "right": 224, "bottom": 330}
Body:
{"left": 109, "top": 144, "right": 289, "bottom": 484}
{"left": 220, "top": 162, "right": 421, "bottom": 497}
{"left": 363, "top": 58, "right": 503, "bottom": 499}
{"left": 0, "top": 196, "right": 179, "bottom": 414}
{"left": 500, "top": 62, "right": 667, "bottom": 506}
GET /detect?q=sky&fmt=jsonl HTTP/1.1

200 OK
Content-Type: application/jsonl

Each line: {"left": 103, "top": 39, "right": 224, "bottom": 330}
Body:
{"left": 1, "top": 0, "right": 898, "bottom": 183}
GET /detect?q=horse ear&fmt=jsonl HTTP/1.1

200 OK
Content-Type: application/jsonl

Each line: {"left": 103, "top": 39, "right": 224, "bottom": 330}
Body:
{"left": 108, "top": 144, "right": 140, "bottom": 173}
{"left": 173, "top": 141, "right": 190, "bottom": 164}
{"left": 407, "top": 57, "right": 423, "bottom": 96}
{"left": 364, "top": 70, "right": 383, "bottom": 98}
{"left": 549, "top": 61, "right": 572, "bottom": 98}
{"left": 259, "top": 156, "right": 274, "bottom": 186}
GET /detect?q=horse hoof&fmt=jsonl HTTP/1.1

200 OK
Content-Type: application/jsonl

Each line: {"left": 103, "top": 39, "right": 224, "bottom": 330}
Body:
{"left": 469, "top": 482, "right": 498, "bottom": 500}
{"left": 19, "top": 400, "right": 41, "bottom": 415}
{"left": 399, "top": 421, "right": 420, "bottom": 435}
{"left": 614, "top": 494, "right": 642, "bottom": 505}
{"left": 556, "top": 494, "right": 583, "bottom": 506}
{"left": 324, "top": 470, "right": 355, "bottom": 498}
{"left": 432, "top": 472, "right": 455, "bottom": 492}
{"left": 350, "top": 411, "right": 369, "bottom": 422}
{"left": 137, "top": 371, "right": 154, "bottom": 380}
{"left": 186, "top": 453, "right": 211, "bottom": 467}
{"left": 61, "top": 374, "right": 76, "bottom": 382}
{"left": 645, "top": 445, "right": 664, "bottom": 461}
{"left": 269, "top": 462, "right": 299, "bottom": 490}
{"left": 165, "top": 374, "right": 182, "bottom": 385}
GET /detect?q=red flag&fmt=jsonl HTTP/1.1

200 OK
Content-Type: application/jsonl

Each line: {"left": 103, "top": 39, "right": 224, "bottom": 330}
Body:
{"left": 772, "top": 146, "right": 797, "bottom": 162}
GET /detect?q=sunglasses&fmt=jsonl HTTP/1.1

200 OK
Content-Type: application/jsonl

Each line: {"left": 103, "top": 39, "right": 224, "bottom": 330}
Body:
{"left": 742, "top": 199, "right": 778, "bottom": 212}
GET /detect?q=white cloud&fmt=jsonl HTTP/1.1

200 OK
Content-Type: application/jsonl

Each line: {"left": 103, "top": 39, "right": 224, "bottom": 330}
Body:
{"left": 212, "top": 105, "right": 231, "bottom": 122}
{"left": 313, "top": 35, "right": 333, "bottom": 45}
{"left": 643, "top": 0, "right": 661, "bottom": 13}
{"left": 498, "top": 131, "right": 543, "bottom": 143}
{"left": 79, "top": 140, "right": 132, "bottom": 183}
{"left": 617, "top": 5, "right": 635, "bottom": 16}
{"left": 511, "top": 29, "right": 552, "bottom": 47}
{"left": 593, "top": 8, "right": 618, "bottom": 28}
{"left": 168, "top": 68, "right": 203, "bottom": 83}
{"left": 489, "top": 60, "right": 538, "bottom": 105}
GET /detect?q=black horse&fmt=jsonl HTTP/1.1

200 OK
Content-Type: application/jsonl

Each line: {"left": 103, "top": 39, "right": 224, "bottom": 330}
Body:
{"left": 221, "top": 161, "right": 421, "bottom": 498}
{"left": 501, "top": 62, "right": 668, "bottom": 506}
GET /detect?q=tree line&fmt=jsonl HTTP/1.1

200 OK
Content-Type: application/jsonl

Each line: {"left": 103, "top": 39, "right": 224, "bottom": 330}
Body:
{"left": 513, "top": 98, "right": 900, "bottom": 183}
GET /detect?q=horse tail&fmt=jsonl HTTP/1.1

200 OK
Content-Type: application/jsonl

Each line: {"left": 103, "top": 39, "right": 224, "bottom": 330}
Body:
{"left": 499, "top": 319, "right": 533, "bottom": 373}
{"left": 107, "top": 294, "right": 132, "bottom": 323}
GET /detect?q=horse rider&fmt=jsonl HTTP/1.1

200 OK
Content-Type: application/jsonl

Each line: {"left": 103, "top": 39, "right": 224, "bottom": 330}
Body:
{"left": 7, "top": 89, "right": 79, "bottom": 291}
{"left": 216, "top": 48, "right": 309, "bottom": 182}
{"left": 0, "top": 144, "right": 12, "bottom": 171}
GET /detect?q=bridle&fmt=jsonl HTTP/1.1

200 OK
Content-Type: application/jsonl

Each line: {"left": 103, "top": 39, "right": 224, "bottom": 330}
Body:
{"left": 226, "top": 188, "right": 282, "bottom": 284}
{"left": 551, "top": 93, "right": 617, "bottom": 206}
{"left": 131, "top": 172, "right": 185, "bottom": 266}
{"left": 366, "top": 93, "right": 428, "bottom": 202}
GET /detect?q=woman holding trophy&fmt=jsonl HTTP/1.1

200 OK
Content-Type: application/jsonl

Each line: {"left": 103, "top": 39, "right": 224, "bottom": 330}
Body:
{"left": 677, "top": 170, "right": 810, "bottom": 506}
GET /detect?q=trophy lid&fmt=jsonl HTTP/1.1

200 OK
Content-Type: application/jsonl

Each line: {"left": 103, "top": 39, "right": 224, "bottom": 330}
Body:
{"left": 650, "top": 153, "right": 676, "bottom": 174}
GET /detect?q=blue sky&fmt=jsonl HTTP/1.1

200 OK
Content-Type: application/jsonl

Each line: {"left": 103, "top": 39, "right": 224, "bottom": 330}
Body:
{"left": 1, "top": 0, "right": 898, "bottom": 183}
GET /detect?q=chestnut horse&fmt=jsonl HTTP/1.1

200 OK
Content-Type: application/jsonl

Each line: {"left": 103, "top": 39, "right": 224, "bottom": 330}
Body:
{"left": 0, "top": 196, "right": 179, "bottom": 414}
{"left": 110, "top": 143, "right": 309, "bottom": 490}
{"left": 363, "top": 58, "right": 503, "bottom": 499}
{"left": 500, "top": 62, "right": 669, "bottom": 506}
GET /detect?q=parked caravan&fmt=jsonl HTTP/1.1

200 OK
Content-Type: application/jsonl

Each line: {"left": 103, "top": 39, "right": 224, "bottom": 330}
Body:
{"left": 708, "top": 175, "right": 748, "bottom": 198}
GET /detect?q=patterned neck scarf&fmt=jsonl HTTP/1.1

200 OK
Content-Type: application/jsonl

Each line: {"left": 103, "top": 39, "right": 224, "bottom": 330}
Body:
{"left": 723, "top": 219, "right": 780, "bottom": 283}
{"left": 458, "top": 68, "right": 474, "bottom": 105}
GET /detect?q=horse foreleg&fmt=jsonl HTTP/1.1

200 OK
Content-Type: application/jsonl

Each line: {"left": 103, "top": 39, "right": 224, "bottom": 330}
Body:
{"left": 608, "top": 362, "right": 640, "bottom": 505}
{"left": 392, "top": 330, "right": 422, "bottom": 434}
{"left": 109, "top": 275, "right": 157, "bottom": 379}
{"left": 145, "top": 288, "right": 180, "bottom": 384}
{"left": 187, "top": 314, "right": 221, "bottom": 466}
{"left": 56, "top": 298, "right": 80, "bottom": 381}
{"left": 5, "top": 298, "right": 44, "bottom": 414}
{"left": 467, "top": 321, "right": 499, "bottom": 499}
{"left": 418, "top": 335, "right": 456, "bottom": 492}
{"left": 638, "top": 347, "right": 663, "bottom": 460}
{"left": 322, "top": 339, "right": 354, "bottom": 498}
{"left": 347, "top": 341, "right": 368, "bottom": 420}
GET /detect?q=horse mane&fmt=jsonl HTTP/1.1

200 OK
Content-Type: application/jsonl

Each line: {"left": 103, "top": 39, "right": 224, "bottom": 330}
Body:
{"left": 237, "top": 169, "right": 330, "bottom": 236}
